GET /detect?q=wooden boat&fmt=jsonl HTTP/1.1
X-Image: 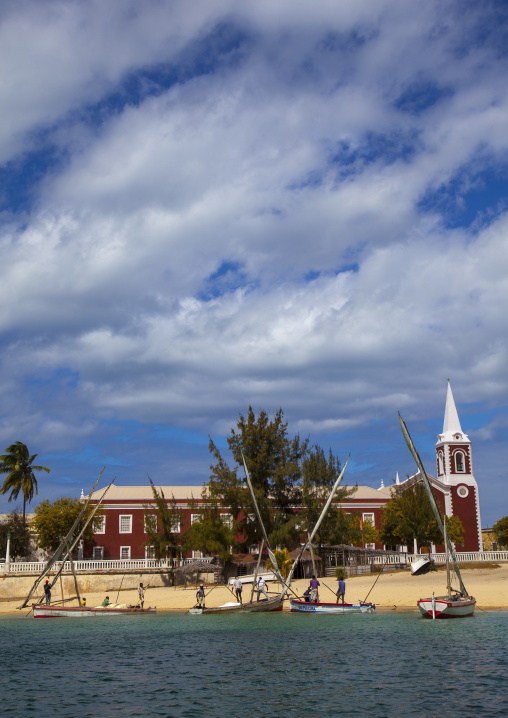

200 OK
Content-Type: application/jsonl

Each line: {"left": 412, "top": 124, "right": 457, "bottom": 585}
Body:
{"left": 289, "top": 599, "right": 374, "bottom": 614}
{"left": 21, "top": 473, "right": 156, "bottom": 618}
{"left": 189, "top": 595, "right": 283, "bottom": 615}
{"left": 411, "top": 555, "right": 434, "bottom": 575}
{"left": 32, "top": 604, "right": 156, "bottom": 618}
{"left": 399, "top": 413, "right": 476, "bottom": 619}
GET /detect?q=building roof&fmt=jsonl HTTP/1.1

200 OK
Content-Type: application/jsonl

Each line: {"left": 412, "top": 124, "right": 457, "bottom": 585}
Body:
{"left": 87, "top": 484, "right": 394, "bottom": 502}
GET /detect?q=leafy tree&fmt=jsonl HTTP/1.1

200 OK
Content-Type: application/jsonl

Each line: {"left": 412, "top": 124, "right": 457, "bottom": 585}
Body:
{"left": 328, "top": 509, "right": 363, "bottom": 546}
{"left": 379, "top": 477, "right": 462, "bottom": 551}
{"left": 143, "top": 478, "right": 181, "bottom": 561}
{"left": 0, "top": 442, "right": 50, "bottom": 524}
{"left": 0, "top": 511, "right": 31, "bottom": 560}
{"left": 182, "top": 494, "right": 235, "bottom": 561}
{"left": 295, "top": 446, "right": 355, "bottom": 550}
{"left": 31, "top": 497, "right": 103, "bottom": 553}
{"left": 208, "top": 407, "right": 308, "bottom": 550}
{"left": 492, "top": 516, "right": 508, "bottom": 549}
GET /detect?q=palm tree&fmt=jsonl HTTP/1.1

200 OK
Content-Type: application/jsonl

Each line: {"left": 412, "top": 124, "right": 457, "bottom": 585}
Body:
{"left": 0, "top": 442, "right": 50, "bottom": 525}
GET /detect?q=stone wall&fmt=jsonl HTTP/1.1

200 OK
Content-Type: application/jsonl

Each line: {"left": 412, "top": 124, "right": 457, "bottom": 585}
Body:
{"left": 0, "top": 569, "right": 217, "bottom": 602}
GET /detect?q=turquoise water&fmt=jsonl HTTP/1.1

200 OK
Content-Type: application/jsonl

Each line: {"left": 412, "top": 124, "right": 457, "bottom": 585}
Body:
{"left": 1, "top": 610, "right": 507, "bottom": 717}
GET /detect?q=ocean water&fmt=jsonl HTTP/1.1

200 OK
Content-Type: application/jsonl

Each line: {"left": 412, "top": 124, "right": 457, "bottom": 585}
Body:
{"left": 1, "top": 610, "right": 507, "bottom": 718}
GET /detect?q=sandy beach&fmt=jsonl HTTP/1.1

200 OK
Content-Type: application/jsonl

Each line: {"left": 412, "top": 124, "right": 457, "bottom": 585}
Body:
{"left": 1, "top": 564, "right": 506, "bottom": 615}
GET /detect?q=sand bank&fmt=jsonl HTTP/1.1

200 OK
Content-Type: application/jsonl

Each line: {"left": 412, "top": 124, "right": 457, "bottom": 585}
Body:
{"left": 1, "top": 564, "right": 507, "bottom": 615}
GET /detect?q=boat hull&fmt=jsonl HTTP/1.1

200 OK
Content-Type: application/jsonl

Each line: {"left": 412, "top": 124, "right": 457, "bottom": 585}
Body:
{"left": 189, "top": 596, "right": 284, "bottom": 615}
{"left": 289, "top": 599, "right": 374, "bottom": 614}
{"left": 33, "top": 604, "right": 156, "bottom": 618}
{"left": 417, "top": 596, "right": 476, "bottom": 619}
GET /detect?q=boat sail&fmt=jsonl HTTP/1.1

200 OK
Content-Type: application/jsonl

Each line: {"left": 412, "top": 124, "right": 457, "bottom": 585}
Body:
{"left": 26, "top": 474, "right": 156, "bottom": 618}
{"left": 398, "top": 413, "right": 476, "bottom": 619}
{"left": 188, "top": 454, "right": 286, "bottom": 614}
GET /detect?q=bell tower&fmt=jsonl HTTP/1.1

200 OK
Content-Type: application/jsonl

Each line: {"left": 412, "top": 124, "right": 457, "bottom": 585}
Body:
{"left": 435, "top": 381, "right": 482, "bottom": 551}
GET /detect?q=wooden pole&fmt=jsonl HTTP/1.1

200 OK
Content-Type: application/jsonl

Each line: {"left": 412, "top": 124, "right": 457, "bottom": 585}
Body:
{"left": 250, "top": 539, "right": 264, "bottom": 604}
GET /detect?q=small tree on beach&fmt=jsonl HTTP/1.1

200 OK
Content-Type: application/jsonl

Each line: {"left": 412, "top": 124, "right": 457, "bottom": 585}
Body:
{"left": 492, "top": 516, "right": 508, "bottom": 549}
{"left": 143, "top": 478, "right": 181, "bottom": 561}
{"left": 31, "top": 497, "right": 103, "bottom": 553}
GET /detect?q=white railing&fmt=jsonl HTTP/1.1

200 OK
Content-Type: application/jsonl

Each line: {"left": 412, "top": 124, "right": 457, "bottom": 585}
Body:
{"left": 3, "top": 557, "right": 218, "bottom": 574}
{"left": 398, "top": 551, "right": 508, "bottom": 564}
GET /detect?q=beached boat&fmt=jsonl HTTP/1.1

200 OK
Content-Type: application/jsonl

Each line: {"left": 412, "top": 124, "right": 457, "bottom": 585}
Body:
{"left": 189, "top": 595, "right": 283, "bottom": 615}
{"left": 399, "top": 413, "right": 476, "bottom": 619}
{"left": 22, "top": 473, "right": 156, "bottom": 618}
{"left": 289, "top": 599, "right": 374, "bottom": 614}
{"left": 33, "top": 604, "right": 156, "bottom": 618}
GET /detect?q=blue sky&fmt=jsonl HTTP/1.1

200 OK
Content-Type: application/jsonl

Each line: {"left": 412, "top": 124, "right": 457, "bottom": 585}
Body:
{"left": 1, "top": 1, "right": 507, "bottom": 526}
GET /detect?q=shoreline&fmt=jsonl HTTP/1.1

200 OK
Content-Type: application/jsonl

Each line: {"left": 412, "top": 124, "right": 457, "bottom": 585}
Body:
{"left": 1, "top": 564, "right": 507, "bottom": 616}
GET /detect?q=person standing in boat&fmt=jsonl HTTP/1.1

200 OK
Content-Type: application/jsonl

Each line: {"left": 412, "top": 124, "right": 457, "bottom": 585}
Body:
{"left": 309, "top": 575, "right": 320, "bottom": 603}
{"left": 256, "top": 575, "right": 269, "bottom": 602}
{"left": 336, "top": 578, "right": 346, "bottom": 604}
{"left": 138, "top": 582, "right": 145, "bottom": 609}
{"left": 196, "top": 584, "right": 205, "bottom": 608}
{"left": 43, "top": 579, "right": 51, "bottom": 605}
{"left": 233, "top": 577, "right": 243, "bottom": 604}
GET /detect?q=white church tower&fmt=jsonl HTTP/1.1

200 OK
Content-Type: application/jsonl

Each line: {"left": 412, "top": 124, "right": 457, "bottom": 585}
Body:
{"left": 435, "top": 381, "right": 482, "bottom": 552}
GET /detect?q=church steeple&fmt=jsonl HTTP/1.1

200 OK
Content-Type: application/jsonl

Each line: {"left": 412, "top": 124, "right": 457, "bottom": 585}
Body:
{"left": 442, "top": 379, "right": 463, "bottom": 437}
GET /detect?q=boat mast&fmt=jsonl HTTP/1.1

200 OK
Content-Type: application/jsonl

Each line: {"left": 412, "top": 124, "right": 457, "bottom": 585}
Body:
{"left": 398, "top": 414, "right": 468, "bottom": 597}
{"left": 444, "top": 515, "right": 451, "bottom": 599}
{"left": 282, "top": 455, "right": 350, "bottom": 595}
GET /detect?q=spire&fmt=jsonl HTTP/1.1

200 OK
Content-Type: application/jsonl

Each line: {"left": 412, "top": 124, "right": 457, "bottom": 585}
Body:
{"left": 443, "top": 380, "right": 462, "bottom": 435}
{"left": 379, "top": 479, "right": 385, "bottom": 490}
{"left": 396, "top": 472, "right": 400, "bottom": 485}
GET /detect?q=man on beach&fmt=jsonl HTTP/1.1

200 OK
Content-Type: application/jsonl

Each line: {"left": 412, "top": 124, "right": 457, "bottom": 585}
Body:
{"left": 196, "top": 584, "right": 205, "bottom": 608}
{"left": 43, "top": 580, "right": 51, "bottom": 605}
{"left": 138, "top": 582, "right": 145, "bottom": 609}
{"left": 233, "top": 577, "right": 243, "bottom": 604}
{"left": 309, "top": 575, "right": 320, "bottom": 603}
{"left": 256, "top": 576, "right": 269, "bottom": 602}
{"left": 336, "top": 578, "right": 346, "bottom": 604}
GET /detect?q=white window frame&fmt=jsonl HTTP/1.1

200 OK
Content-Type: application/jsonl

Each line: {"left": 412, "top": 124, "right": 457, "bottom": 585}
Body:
{"left": 170, "top": 517, "right": 181, "bottom": 533}
{"left": 365, "top": 543, "right": 376, "bottom": 550}
{"left": 220, "top": 514, "right": 233, "bottom": 530}
{"left": 455, "top": 451, "right": 465, "bottom": 473}
{"left": 95, "top": 516, "right": 106, "bottom": 534}
{"left": 120, "top": 546, "right": 131, "bottom": 559}
{"left": 119, "top": 515, "right": 132, "bottom": 534}
{"left": 144, "top": 514, "right": 157, "bottom": 533}
{"left": 191, "top": 514, "right": 201, "bottom": 525}
{"left": 93, "top": 546, "right": 104, "bottom": 559}
{"left": 145, "top": 546, "right": 156, "bottom": 559}
{"left": 362, "top": 512, "right": 375, "bottom": 528}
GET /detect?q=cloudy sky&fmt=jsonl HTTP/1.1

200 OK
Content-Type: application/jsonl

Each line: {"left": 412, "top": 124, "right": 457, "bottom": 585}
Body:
{"left": 1, "top": 0, "right": 507, "bottom": 526}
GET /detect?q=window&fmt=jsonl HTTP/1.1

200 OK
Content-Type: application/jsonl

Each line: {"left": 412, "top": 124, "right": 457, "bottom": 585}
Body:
{"left": 95, "top": 516, "right": 106, "bottom": 534}
{"left": 220, "top": 514, "right": 233, "bottom": 530}
{"left": 144, "top": 514, "right": 157, "bottom": 533}
{"left": 362, "top": 513, "right": 375, "bottom": 528}
{"left": 93, "top": 546, "right": 104, "bottom": 559}
{"left": 170, "top": 517, "right": 180, "bottom": 533}
{"left": 119, "top": 515, "right": 132, "bottom": 533}
{"left": 455, "top": 451, "right": 465, "bottom": 472}
{"left": 145, "top": 546, "right": 155, "bottom": 559}
{"left": 365, "top": 543, "right": 375, "bottom": 550}
{"left": 120, "top": 546, "right": 131, "bottom": 560}
{"left": 437, "top": 452, "right": 444, "bottom": 476}
{"left": 191, "top": 514, "right": 201, "bottom": 525}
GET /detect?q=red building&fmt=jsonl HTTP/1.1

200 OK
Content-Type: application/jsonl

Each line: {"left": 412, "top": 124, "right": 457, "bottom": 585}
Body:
{"left": 86, "top": 382, "right": 482, "bottom": 558}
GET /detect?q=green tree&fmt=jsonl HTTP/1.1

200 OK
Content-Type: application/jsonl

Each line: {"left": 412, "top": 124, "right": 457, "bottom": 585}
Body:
{"left": 379, "top": 477, "right": 450, "bottom": 551}
{"left": 328, "top": 509, "right": 363, "bottom": 546}
{"left": 266, "top": 548, "right": 292, "bottom": 580}
{"left": 0, "top": 511, "right": 31, "bottom": 560}
{"left": 492, "top": 516, "right": 508, "bottom": 549}
{"left": 182, "top": 494, "right": 235, "bottom": 561}
{"left": 208, "top": 407, "right": 308, "bottom": 550}
{"left": 295, "top": 446, "right": 355, "bottom": 550}
{"left": 31, "top": 497, "right": 103, "bottom": 554}
{"left": 143, "top": 478, "right": 181, "bottom": 561}
{"left": 0, "top": 442, "right": 50, "bottom": 525}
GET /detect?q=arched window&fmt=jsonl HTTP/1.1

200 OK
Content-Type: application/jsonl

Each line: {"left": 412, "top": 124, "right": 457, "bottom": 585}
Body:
{"left": 437, "top": 452, "right": 444, "bottom": 476}
{"left": 455, "top": 451, "right": 465, "bottom": 472}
